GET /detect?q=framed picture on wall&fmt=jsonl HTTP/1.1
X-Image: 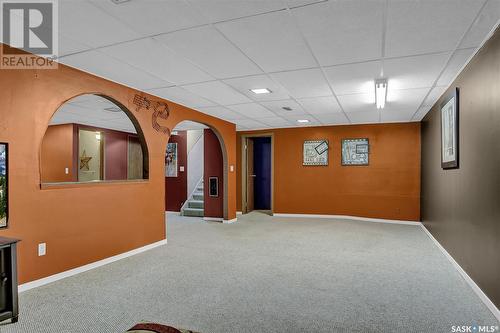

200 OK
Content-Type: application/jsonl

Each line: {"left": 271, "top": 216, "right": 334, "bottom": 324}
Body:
{"left": 341, "top": 138, "right": 369, "bottom": 166}
{"left": 303, "top": 140, "right": 329, "bottom": 166}
{"left": 165, "top": 142, "right": 178, "bottom": 177}
{"left": 0, "top": 143, "right": 8, "bottom": 228}
{"left": 440, "top": 88, "right": 459, "bottom": 169}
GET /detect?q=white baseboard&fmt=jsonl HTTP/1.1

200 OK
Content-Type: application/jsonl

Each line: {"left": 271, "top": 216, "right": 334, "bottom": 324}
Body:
{"left": 223, "top": 217, "right": 237, "bottom": 224}
{"left": 236, "top": 211, "right": 243, "bottom": 215}
{"left": 203, "top": 217, "right": 223, "bottom": 222}
{"left": 18, "top": 239, "right": 168, "bottom": 293}
{"left": 166, "top": 211, "right": 180, "bottom": 214}
{"left": 273, "top": 213, "right": 420, "bottom": 226}
{"left": 420, "top": 224, "right": 500, "bottom": 322}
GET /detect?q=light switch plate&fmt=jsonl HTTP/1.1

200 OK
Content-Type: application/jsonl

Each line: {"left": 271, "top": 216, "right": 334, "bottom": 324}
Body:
{"left": 38, "top": 243, "right": 46, "bottom": 256}
{"left": 65, "top": 167, "right": 69, "bottom": 174}
{"left": 230, "top": 165, "right": 234, "bottom": 172}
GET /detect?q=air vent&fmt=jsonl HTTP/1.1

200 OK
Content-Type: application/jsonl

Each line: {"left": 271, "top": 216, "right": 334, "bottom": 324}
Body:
{"left": 111, "top": 0, "right": 131, "bottom": 4}
{"left": 104, "top": 107, "right": 122, "bottom": 113}
{"left": 282, "top": 106, "right": 293, "bottom": 111}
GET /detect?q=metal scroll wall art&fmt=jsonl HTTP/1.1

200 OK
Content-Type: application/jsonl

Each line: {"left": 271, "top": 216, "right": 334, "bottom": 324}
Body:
{"left": 133, "top": 94, "right": 171, "bottom": 136}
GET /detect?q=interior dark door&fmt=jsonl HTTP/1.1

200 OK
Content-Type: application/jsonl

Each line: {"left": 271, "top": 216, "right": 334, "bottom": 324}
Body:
{"left": 246, "top": 138, "right": 255, "bottom": 212}
{"left": 253, "top": 137, "right": 271, "bottom": 210}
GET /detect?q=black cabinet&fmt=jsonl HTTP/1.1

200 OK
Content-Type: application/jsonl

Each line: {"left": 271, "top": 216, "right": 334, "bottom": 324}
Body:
{"left": 0, "top": 237, "right": 19, "bottom": 323}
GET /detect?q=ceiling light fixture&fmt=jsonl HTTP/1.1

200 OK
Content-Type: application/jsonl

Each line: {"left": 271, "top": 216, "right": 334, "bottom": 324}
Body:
{"left": 375, "top": 79, "right": 388, "bottom": 109}
{"left": 250, "top": 88, "right": 271, "bottom": 94}
{"left": 297, "top": 119, "right": 310, "bottom": 123}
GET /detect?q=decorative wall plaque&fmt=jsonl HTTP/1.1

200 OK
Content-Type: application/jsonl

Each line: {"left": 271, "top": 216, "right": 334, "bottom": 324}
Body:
{"left": 342, "top": 138, "right": 369, "bottom": 166}
{"left": 303, "top": 140, "right": 329, "bottom": 166}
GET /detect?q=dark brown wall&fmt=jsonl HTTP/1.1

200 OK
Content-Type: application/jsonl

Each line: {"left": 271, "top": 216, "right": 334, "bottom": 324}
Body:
{"left": 204, "top": 129, "right": 224, "bottom": 218}
{"left": 421, "top": 27, "right": 500, "bottom": 307}
{"left": 165, "top": 131, "right": 187, "bottom": 211}
{"left": 103, "top": 129, "right": 128, "bottom": 180}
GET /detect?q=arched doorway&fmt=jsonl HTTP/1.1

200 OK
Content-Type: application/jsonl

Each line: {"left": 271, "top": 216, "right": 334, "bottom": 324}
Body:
{"left": 40, "top": 94, "right": 148, "bottom": 184}
{"left": 165, "top": 120, "right": 228, "bottom": 221}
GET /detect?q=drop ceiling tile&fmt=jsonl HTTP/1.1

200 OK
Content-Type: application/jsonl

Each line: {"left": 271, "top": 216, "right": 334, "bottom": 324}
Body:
{"left": 286, "top": 0, "right": 326, "bottom": 8}
{"left": 423, "top": 86, "right": 447, "bottom": 107}
{"left": 460, "top": 0, "right": 500, "bottom": 48}
{"left": 100, "top": 38, "right": 213, "bottom": 85}
{"left": 59, "top": 1, "right": 141, "bottom": 48}
{"left": 382, "top": 88, "right": 429, "bottom": 122}
{"left": 413, "top": 106, "right": 432, "bottom": 121}
{"left": 384, "top": 53, "right": 450, "bottom": 90}
{"left": 338, "top": 93, "right": 377, "bottom": 115}
{"left": 59, "top": 50, "right": 171, "bottom": 90}
{"left": 297, "top": 96, "right": 342, "bottom": 115}
{"left": 216, "top": 10, "right": 317, "bottom": 72}
{"left": 188, "top": 0, "right": 285, "bottom": 23}
{"left": 385, "top": 0, "right": 483, "bottom": 57}
{"left": 234, "top": 119, "right": 268, "bottom": 129}
{"left": 345, "top": 110, "right": 380, "bottom": 124}
{"left": 90, "top": 0, "right": 208, "bottom": 36}
{"left": 259, "top": 99, "right": 305, "bottom": 115}
{"left": 437, "top": 48, "right": 476, "bottom": 86}
{"left": 223, "top": 75, "right": 290, "bottom": 101}
{"left": 324, "top": 61, "right": 383, "bottom": 95}
{"left": 314, "top": 113, "right": 350, "bottom": 125}
{"left": 182, "top": 81, "right": 252, "bottom": 105}
{"left": 257, "top": 117, "right": 293, "bottom": 127}
{"left": 197, "top": 106, "right": 247, "bottom": 121}
{"left": 156, "top": 26, "right": 262, "bottom": 79}
{"left": 271, "top": 68, "right": 332, "bottom": 98}
{"left": 292, "top": 0, "right": 384, "bottom": 66}
{"left": 59, "top": 35, "right": 92, "bottom": 57}
{"left": 147, "top": 86, "right": 216, "bottom": 108}
{"left": 227, "top": 103, "right": 276, "bottom": 118}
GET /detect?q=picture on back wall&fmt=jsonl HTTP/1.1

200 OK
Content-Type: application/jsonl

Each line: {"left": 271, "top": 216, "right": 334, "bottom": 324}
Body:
{"left": 165, "top": 142, "right": 178, "bottom": 177}
{"left": 303, "top": 140, "right": 329, "bottom": 166}
{"left": 0, "top": 143, "right": 8, "bottom": 228}
{"left": 342, "top": 138, "right": 369, "bottom": 166}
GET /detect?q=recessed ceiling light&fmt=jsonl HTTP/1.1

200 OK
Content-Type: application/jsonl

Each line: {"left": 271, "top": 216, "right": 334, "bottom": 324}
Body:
{"left": 250, "top": 88, "right": 272, "bottom": 94}
{"left": 375, "top": 78, "right": 388, "bottom": 109}
{"left": 297, "top": 119, "right": 310, "bottom": 123}
{"left": 282, "top": 106, "right": 293, "bottom": 111}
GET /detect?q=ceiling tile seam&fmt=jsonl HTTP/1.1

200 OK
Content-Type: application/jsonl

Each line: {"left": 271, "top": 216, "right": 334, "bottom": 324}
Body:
{"left": 183, "top": 1, "right": 314, "bottom": 127}
{"left": 380, "top": 0, "right": 388, "bottom": 78}
{"left": 410, "top": 0, "right": 490, "bottom": 121}
{"left": 285, "top": 5, "right": 351, "bottom": 125}
{"left": 148, "top": 83, "right": 226, "bottom": 110}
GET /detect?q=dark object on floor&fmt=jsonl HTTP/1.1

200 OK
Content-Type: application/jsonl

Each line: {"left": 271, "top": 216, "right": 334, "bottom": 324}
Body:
{"left": 127, "top": 322, "right": 199, "bottom": 333}
{"left": 0, "top": 237, "right": 19, "bottom": 324}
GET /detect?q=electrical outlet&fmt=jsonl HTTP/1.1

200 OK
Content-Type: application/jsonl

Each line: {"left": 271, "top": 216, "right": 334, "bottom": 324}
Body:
{"left": 65, "top": 167, "right": 69, "bottom": 174}
{"left": 38, "top": 243, "right": 46, "bottom": 256}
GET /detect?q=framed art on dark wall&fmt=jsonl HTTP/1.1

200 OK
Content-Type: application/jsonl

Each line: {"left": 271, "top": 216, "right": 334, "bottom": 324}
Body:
{"left": 440, "top": 88, "right": 459, "bottom": 169}
{"left": 0, "top": 143, "right": 8, "bottom": 228}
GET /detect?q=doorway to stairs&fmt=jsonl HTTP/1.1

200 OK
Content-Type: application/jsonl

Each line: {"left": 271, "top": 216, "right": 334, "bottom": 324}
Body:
{"left": 165, "top": 121, "right": 225, "bottom": 221}
{"left": 241, "top": 134, "right": 274, "bottom": 214}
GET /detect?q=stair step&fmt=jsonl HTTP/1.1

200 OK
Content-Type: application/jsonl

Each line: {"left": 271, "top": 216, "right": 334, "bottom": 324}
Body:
{"left": 183, "top": 207, "right": 204, "bottom": 217}
{"left": 188, "top": 200, "right": 204, "bottom": 209}
{"left": 193, "top": 193, "right": 204, "bottom": 200}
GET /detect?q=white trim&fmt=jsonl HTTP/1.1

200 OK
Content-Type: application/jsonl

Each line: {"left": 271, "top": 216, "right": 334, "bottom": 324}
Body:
{"left": 18, "top": 239, "right": 168, "bottom": 293}
{"left": 203, "top": 217, "right": 223, "bottom": 222}
{"left": 223, "top": 217, "right": 237, "bottom": 224}
{"left": 420, "top": 224, "right": 500, "bottom": 322}
{"left": 236, "top": 211, "right": 243, "bottom": 215}
{"left": 166, "top": 211, "right": 180, "bottom": 214}
{"left": 273, "top": 213, "right": 420, "bottom": 226}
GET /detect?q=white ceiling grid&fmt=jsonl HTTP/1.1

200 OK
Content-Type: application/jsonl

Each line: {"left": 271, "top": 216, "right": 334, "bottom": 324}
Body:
{"left": 45, "top": 0, "right": 500, "bottom": 131}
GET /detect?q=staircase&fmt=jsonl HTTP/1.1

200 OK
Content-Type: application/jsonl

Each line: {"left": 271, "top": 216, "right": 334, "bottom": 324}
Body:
{"left": 182, "top": 180, "right": 204, "bottom": 217}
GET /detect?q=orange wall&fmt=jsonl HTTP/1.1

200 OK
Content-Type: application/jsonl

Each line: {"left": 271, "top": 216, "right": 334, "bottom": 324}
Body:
{"left": 237, "top": 123, "right": 421, "bottom": 221}
{"left": 41, "top": 124, "right": 75, "bottom": 183}
{"left": 0, "top": 50, "right": 237, "bottom": 284}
